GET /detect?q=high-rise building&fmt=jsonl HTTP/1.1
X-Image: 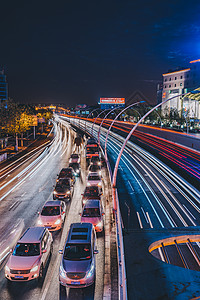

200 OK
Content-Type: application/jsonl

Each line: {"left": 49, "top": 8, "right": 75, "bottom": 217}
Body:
{"left": 0, "top": 70, "right": 8, "bottom": 106}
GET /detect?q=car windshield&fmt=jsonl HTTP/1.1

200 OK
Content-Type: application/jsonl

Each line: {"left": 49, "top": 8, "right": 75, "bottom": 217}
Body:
{"left": 82, "top": 207, "right": 100, "bottom": 217}
{"left": 71, "top": 154, "right": 78, "bottom": 158}
{"left": 13, "top": 243, "right": 40, "bottom": 256}
{"left": 64, "top": 243, "right": 91, "bottom": 260}
{"left": 88, "top": 175, "right": 100, "bottom": 181}
{"left": 41, "top": 206, "right": 60, "bottom": 216}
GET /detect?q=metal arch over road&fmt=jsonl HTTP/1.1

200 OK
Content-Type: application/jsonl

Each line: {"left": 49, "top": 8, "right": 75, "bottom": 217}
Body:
{"left": 66, "top": 108, "right": 200, "bottom": 300}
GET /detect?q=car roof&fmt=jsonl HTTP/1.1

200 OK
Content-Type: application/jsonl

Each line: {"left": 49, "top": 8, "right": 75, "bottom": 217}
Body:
{"left": 19, "top": 227, "right": 46, "bottom": 243}
{"left": 44, "top": 200, "right": 62, "bottom": 207}
{"left": 83, "top": 200, "right": 100, "bottom": 208}
{"left": 67, "top": 223, "right": 93, "bottom": 244}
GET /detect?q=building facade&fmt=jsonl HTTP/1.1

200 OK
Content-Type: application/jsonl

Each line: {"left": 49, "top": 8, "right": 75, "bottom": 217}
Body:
{"left": 161, "top": 59, "right": 200, "bottom": 119}
{"left": 0, "top": 70, "right": 8, "bottom": 106}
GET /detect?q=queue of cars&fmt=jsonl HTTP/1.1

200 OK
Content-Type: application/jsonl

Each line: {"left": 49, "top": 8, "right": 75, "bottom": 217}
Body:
{"left": 5, "top": 137, "right": 106, "bottom": 290}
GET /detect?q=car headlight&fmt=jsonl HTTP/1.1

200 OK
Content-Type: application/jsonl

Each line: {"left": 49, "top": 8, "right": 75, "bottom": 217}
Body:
{"left": 99, "top": 171, "right": 101, "bottom": 176}
{"left": 86, "top": 261, "right": 94, "bottom": 279}
{"left": 98, "top": 162, "right": 101, "bottom": 166}
{"left": 96, "top": 221, "right": 103, "bottom": 228}
{"left": 59, "top": 264, "right": 66, "bottom": 278}
{"left": 53, "top": 191, "right": 57, "bottom": 195}
{"left": 87, "top": 182, "right": 91, "bottom": 186}
{"left": 30, "top": 265, "right": 39, "bottom": 272}
{"left": 37, "top": 219, "right": 43, "bottom": 225}
{"left": 5, "top": 265, "right": 10, "bottom": 273}
{"left": 66, "top": 191, "right": 70, "bottom": 195}
{"left": 83, "top": 199, "right": 86, "bottom": 205}
{"left": 98, "top": 182, "right": 102, "bottom": 187}
{"left": 76, "top": 169, "right": 79, "bottom": 173}
{"left": 55, "top": 219, "right": 61, "bottom": 225}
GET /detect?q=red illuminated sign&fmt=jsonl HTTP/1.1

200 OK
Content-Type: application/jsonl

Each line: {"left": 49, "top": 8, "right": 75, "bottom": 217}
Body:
{"left": 100, "top": 98, "right": 125, "bottom": 104}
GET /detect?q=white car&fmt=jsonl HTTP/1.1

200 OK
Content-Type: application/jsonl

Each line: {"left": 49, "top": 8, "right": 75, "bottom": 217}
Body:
{"left": 86, "top": 172, "right": 102, "bottom": 189}
{"left": 37, "top": 200, "right": 66, "bottom": 231}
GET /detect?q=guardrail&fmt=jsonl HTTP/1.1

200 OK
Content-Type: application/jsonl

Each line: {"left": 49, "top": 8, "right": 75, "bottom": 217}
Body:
{"left": 103, "top": 148, "right": 127, "bottom": 300}
{"left": 61, "top": 115, "right": 128, "bottom": 300}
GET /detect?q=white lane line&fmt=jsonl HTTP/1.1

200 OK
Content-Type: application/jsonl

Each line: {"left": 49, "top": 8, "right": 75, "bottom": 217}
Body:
{"left": 136, "top": 212, "right": 143, "bottom": 229}
{"left": 158, "top": 247, "right": 165, "bottom": 262}
{"left": 128, "top": 180, "right": 135, "bottom": 193}
{"left": 146, "top": 212, "right": 153, "bottom": 228}
{"left": 182, "top": 204, "right": 196, "bottom": 220}
{"left": 100, "top": 135, "right": 167, "bottom": 228}
{"left": 141, "top": 207, "right": 149, "bottom": 223}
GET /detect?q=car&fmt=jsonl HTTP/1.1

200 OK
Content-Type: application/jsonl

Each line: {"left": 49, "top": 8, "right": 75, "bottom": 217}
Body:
{"left": 37, "top": 200, "right": 66, "bottom": 231}
{"left": 69, "top": 153, "right": 80, "bottom": 164}
{"left": 59, "top": 223, "right": 98, "bottom": 288}
{"left": 53, "top": 178, "right": 74, "bottom": 201}
{"left": 69, "top": 162, "right": 81, "bottom": 177}
{"left": 81, "top": 186, "right": 102, "bottom": 207}
{"left": 5, "top": 227, "right": 53, "bottom": 283}
{"left": 80, "top": 200, "right": 104, "bottom": 232}
{"left": 86, "top": 172, "right": 102, "bottom": 189}
{"left": 90, "top": 156, "right": 101, "bottom": 166}
{"left": 88, "top": 164, "right": 101, "bottom": 176}
{"left": 57, "top": 168, "right": 75, "bottom": 185}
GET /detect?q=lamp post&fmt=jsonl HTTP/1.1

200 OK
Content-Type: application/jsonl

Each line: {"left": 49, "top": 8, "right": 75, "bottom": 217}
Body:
{"left": 98, "top": 107, "right": 121, "bottom": 146}
{"left": 112, "top": 91, "right": 191, "bottom": 211}
{"left": 104, "top": 101, "right": 145, "bottom": 162}
{"left": 91, "top": 109, "right": 110, "bottom": 137}
{"left": 85, "top": 108, "right": 101, "bottom": 134}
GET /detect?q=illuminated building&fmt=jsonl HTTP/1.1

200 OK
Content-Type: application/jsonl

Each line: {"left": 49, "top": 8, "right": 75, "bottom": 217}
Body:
{"left": 161, "top": 60, "right": 200, "bottom": 118}
{"left": 0, "top": 70, "right": 8, "bottom": 106}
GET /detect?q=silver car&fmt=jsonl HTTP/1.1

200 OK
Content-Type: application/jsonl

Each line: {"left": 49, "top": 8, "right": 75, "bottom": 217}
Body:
{"left": 59, "top": 223, "right": 98, "bottom": 288}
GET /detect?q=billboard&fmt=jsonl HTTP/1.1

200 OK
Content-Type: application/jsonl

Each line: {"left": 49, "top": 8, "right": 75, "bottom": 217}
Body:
{"left": 100, "top": 98, "right": 125, "bottom": 104}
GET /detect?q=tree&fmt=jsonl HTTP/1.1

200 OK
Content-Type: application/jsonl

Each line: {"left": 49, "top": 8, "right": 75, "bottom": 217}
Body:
{"left": 0, "top": 99, "right": 33, "bottom": 150}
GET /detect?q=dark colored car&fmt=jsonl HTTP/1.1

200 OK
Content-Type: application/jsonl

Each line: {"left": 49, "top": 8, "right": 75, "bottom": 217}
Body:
{"left": 53, "top": 178, "right": 74, "bottom": 201}
{"left": 69, "top": 162, "right": 81, "bottom": 177}
{"left": 81, "top": 186, "right": 102, "bottom": 206}
{"left": 88, "top": 164, "right": 101, "bottom": 176}
{"left": 57, "top": 168, "right": 75, "bottom": 185}
{"left": 90, "top": 156, "right": 101, "bottom": 166}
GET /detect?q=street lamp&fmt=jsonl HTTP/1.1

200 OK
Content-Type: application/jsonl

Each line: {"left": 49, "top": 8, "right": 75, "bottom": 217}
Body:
{"left": 112, "top": 91, "right": 191, "bottom": 211}
{"left": 97, "top": 107, "right": 121, "bottom": 146}
{"left": 91, "top": 109, "right": 110, "bottom": 137}
{"left": 104, "top": 101, "right": 145, "bottom": 162}
{"left": 85, "top": 108, "right": 101, "bottom": 134}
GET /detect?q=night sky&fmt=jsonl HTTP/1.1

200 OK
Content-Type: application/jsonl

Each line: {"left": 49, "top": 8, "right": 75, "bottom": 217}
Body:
{"left": 1, "top": 0, "right": 200, "bottom": 106}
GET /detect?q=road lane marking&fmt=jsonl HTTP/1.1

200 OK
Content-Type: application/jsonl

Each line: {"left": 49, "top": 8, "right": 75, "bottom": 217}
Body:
{"left": 136, "top": 212, "right": 143, "bottom": 229}
{"left": 183, "top": 204, "right": 196, "bottom": 220}
{"left": 141, "top": 207, "right": 149, "bottom": 223}
{"left": 146, "top": 212, "right": 153, "bottom": 228}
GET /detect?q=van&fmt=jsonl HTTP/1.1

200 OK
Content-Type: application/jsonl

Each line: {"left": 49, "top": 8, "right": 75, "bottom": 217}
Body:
{"left": 59, "top": 223, "right": 98, "bottom": 288}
